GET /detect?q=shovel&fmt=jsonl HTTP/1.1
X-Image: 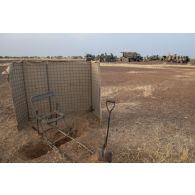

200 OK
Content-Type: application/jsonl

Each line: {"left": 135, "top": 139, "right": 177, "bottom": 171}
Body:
{"left": 98, "top": 99, "right": 115, "bottom": 162}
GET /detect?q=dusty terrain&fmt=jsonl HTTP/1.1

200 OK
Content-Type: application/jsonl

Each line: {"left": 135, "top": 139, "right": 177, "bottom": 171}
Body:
{"left": 1, "top": 63, "right": 195, "bottom": 162}
{"left": 101, "top": 63, "right": 195, "bottom": 162}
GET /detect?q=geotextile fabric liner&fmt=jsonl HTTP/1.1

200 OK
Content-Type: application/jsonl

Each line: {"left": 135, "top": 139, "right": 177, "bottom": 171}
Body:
{"left": 9, "top": 60, "right": 101, "bottom": 129}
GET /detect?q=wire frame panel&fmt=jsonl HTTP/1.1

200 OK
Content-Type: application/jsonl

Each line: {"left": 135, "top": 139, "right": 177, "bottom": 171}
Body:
{"left": 9, "top": 60, "right": 101, "bottom": 129}
{"left": 9, "top": 62, "right": 28, "bottom": 129}
{"left": 91, "top": 61, "right": 101, "bottom": 120}
{"left": 23, "top": 61, "right": 49, "bottom": 119}
{"left": 48, "top": 61, "right": 92, "bottom": 114}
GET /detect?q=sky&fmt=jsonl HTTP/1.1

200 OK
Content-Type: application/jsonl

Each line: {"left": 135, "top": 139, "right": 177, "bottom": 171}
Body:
{"left": 0, "top": 33, "right": 195, "bottom": 57}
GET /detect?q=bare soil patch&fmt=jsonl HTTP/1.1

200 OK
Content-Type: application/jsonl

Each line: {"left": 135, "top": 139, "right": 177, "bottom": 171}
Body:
{"left": 100, "top": 63, "right": 195, "bottom": 162}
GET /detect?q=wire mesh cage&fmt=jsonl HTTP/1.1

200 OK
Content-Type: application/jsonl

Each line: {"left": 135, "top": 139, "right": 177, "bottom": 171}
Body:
{"left": 9, "top": 60, "right": 101, "bottom": 129}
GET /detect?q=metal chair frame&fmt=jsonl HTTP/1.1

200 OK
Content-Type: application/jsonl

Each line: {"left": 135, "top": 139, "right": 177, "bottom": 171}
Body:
{"left": 30, "top": 91, "right": 65, "bottom": 134}
{"left": 30, "top": 91, "right": 93, "bottom": 154}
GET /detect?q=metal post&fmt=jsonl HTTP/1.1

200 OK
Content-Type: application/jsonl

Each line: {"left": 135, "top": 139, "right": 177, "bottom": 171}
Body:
{"left": 21, "top": 61, "right": 30, "bottom": 120}
{"left": 45, "top": 61, "right": 52, "bottom": 113}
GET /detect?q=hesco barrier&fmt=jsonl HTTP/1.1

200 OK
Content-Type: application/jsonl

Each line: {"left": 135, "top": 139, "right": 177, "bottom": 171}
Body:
{"left": 9, "top": 60, "right": 101, "bottom": 129}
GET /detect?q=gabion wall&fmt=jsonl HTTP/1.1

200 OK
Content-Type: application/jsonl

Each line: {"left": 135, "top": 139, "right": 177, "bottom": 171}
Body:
{"left": 9, "top": 60, "right": 101, "bottom": 129}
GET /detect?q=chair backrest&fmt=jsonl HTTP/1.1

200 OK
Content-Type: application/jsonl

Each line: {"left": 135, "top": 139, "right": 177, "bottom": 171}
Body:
{"left": 30, "top": 91, "right": 56, "bottom": 116}
{"left": 31, "top": 91, "right": 55, "bottom": 103}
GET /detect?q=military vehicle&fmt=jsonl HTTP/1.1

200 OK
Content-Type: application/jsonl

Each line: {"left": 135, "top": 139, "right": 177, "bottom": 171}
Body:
{"left": 144, "top": 55, "right": 160, "bottom": 61}
{"left": 121, "top": 52, "right": 143, "bottom": 62}
{"left": 85, "top": 54, "right": 96, "bottom": 61}
{"left": 162, "top": 54, "right": 190, "bottom": 64}
{"left": 96, "top": 53, "right": 117, "bottom": 62}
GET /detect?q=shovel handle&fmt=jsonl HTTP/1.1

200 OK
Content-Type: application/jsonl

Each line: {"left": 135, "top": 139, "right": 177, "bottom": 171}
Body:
{"left": 106, "top": 99, "right": 115, "bottom": 112}
{"left": 104, "top": 99, "right": 116, "bottom": 148}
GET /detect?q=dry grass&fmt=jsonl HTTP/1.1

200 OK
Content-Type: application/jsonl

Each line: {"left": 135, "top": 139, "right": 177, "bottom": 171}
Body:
{"left": 117, "top": 127, "right": 194, "bottom": 163}
{"left": 135, "top": 85, "right": 154, "bottom": 97}
{"left": 101, "top": 85, "right": 155, "bottom": 99}
{"left": 101, "top": 63, "right": 195, "bottom": 163}
{"left": 101, "top": 63, "right": 195, "bottom": 69}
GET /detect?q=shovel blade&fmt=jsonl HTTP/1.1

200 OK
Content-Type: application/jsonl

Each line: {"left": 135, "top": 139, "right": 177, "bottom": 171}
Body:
{"left": 104, "top": 151, "right": 112, "bottom": 163}
{"left": 98, "top": 147, "right": 112, "bottom": 162}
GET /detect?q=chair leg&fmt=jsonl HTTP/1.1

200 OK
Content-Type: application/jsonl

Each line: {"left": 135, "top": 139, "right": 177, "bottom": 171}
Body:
{"left": 36, "top": 111, "right": 39, "bottom": 131}
{"left": 36, "top": 118, "right": 39, "bottom": 130}
{"left": 55, "top": 103, "right": 59, "bottom": 126}
{"left": 55, "top": 114, "right": 58, "bottom": 126}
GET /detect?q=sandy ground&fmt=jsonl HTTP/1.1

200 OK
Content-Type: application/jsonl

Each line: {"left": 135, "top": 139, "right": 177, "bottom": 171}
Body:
{"left": 101, "top": 63, "right": 195, "bottom": 162}
{"left": 1, "top": 63, "right": 195, "bottom": 162}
